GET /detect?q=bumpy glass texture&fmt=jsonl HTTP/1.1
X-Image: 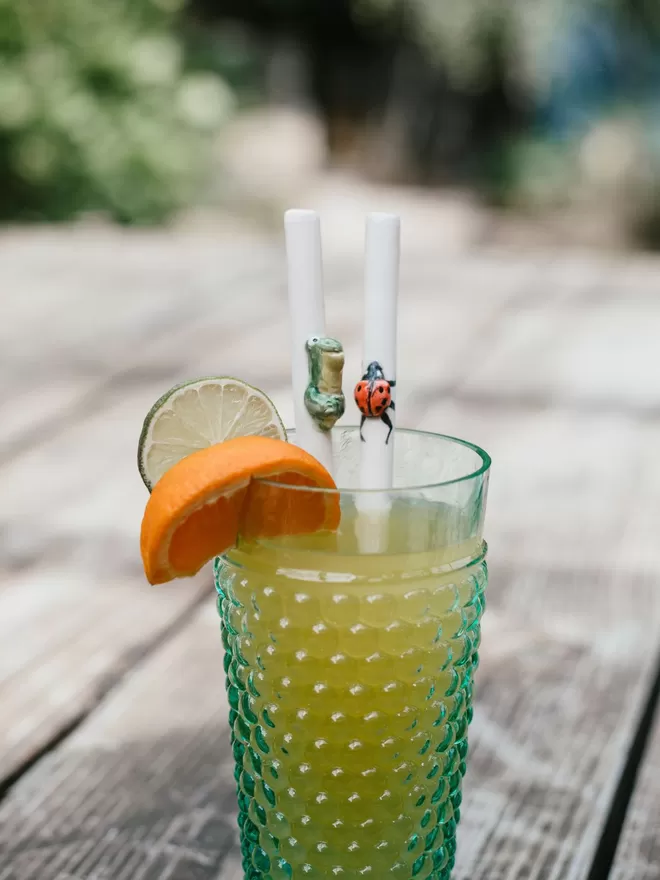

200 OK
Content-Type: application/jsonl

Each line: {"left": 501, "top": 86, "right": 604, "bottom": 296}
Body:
{"left": 215, "top": 547, "right": 487, "bottom": 880}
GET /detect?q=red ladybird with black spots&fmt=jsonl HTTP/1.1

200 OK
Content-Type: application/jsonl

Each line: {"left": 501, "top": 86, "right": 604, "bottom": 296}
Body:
{"left": 354, "top": 361, "right": 396, "bottom": 443}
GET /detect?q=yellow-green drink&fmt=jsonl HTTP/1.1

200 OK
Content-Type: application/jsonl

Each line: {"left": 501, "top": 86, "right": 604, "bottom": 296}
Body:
{"left": 216, "top": 429, "right": 490, "bottom": 880}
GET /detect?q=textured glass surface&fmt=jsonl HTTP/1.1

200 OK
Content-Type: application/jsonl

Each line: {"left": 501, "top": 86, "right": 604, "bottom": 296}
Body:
{"left": 215, "top": 548, "right": 487, "bottom": 880}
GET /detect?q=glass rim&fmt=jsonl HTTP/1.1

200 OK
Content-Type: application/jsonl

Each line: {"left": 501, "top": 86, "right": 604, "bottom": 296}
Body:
{"left": 257, "top": 426, "right": 491, "bottom": 494}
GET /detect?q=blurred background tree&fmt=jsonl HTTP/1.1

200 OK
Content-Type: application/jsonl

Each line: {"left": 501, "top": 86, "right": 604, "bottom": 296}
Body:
{"left": 0, "top": 0, "right": 232, "bottom": 223}
{"left": 354, "top": 0, "right": 660, "bottom": 243}
{"left": 2, "top": 0, "right": 660, "bottom": 245}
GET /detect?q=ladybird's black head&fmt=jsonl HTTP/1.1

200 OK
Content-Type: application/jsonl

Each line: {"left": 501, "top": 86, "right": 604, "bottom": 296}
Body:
{"left": 363, "top": 360, "right": 385, "bottom": 380}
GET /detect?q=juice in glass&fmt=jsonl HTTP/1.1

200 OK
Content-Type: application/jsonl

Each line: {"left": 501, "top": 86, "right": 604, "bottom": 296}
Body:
{"left": 216, "top": 428, "right": 490, "bottom": 880}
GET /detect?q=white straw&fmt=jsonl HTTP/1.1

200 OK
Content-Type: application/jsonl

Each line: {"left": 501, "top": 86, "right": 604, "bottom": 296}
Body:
{"left": 356, "top": 213, "right": 400, "bottom": 550}
{"left": 284, "top": 209, "right": 334, "bottom": 475}
{"left": 360, "top": 212, "right": 400, "bottom": 490}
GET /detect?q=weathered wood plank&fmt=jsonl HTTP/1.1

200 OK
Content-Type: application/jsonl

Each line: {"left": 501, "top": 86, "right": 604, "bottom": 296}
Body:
{"left": 0, "top": 601, "right": 235, "bottom": 880}
{"left": 0, "top": 561, "right": 657, "bottom": 880}
{"left": 0, "top": 224, "right": 556, "bottom": 464}
{"left": 456, "top": 573, "right": 660, "bottom": 880}
{"left": 0, "top": 228, "right": 274, "bottom": 365}
{"left": 610, "top": 708, "right": 660, "bottom": 880}
{"left": 0, "top": 226, "right": 284, "bottom": 460}
{"left": 0, "top": 565, "right": 209, "bottom": 787}
{"left": 0, "top": 378, "right": 246, "bottom": 783}
{"left": 416, "top": 401, "right": 660, "bottom": 580}
{"left": 457, "top": 295, "right": 660, "bottom": 414}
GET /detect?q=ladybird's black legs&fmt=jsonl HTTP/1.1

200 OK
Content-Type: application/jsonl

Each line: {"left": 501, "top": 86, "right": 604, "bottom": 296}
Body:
{"left": 359, "top": 414, "right": 366, "bottom": 442}
{"left": 389, "top": 400, "right": 395, "bottom": 411}
{"left": 381, "top": 411, "right": 394, "bottom": 444}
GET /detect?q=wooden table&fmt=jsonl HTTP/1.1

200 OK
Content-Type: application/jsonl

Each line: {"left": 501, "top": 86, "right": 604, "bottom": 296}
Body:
{"left": 0, "top": 225, "right": 659, "bottom": 880}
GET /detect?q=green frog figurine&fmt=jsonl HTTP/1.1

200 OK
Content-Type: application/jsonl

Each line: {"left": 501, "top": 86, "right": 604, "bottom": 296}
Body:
{"left": 304, "top": 335, "right": 345, "bottom": 432}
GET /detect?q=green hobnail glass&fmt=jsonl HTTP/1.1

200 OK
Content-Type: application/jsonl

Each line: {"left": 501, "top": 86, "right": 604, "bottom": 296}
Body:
{"left": 215, "top": 428, "right": 490, "bottom": 880}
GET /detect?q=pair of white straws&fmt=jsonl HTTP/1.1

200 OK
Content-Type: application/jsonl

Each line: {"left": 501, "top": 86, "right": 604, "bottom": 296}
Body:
{"left": 284, "top": 209, "right": 400, "bottom": 492}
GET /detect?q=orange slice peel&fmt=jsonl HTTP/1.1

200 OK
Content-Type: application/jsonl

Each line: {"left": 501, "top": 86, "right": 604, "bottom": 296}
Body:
{"left": 140, "top": 436, "right": 338, "bottom": 584}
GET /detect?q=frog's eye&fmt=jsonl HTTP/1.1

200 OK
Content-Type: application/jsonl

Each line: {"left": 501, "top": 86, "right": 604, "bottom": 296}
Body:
{"left": 310, "top": 336, "right": 320, "bottom": 344}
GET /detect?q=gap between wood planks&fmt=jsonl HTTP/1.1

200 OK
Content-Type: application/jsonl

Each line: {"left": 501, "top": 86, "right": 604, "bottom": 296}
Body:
{"left": 0, "top": 581, "right": 214, "bottom": 807}
{"left": 587, "top": 647, "right": 660, "bottom": 880}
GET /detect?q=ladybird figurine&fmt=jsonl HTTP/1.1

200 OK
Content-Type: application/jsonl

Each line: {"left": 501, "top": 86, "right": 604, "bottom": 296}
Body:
{"left": 354, "top": 360, "right": 396, "bottom": 443}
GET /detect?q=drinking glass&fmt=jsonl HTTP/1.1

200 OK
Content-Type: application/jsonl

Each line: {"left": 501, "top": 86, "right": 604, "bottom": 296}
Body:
{"left": 215, "top": 427, "right": 490, "bottom": 879}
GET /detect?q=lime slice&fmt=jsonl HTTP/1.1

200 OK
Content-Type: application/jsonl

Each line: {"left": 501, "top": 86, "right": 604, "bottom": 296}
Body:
{"left": 138, "top": 377, "right": 286, "bottom": 490}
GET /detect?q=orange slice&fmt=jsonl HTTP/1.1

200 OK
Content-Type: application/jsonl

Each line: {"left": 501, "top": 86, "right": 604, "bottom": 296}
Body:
{"left": 140, "top": 436, "right": 338, "bottom": 584}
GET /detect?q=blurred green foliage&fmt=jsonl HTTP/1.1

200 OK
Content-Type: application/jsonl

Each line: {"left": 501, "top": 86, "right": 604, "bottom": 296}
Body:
{"left": 0, "top": 0, "right": 232, "bottom": 223}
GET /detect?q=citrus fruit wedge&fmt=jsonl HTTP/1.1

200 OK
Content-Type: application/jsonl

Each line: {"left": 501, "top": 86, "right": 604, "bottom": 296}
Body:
{"left": 138, "top": 377, "right": 286, "bottom": 490}
{"left": 140, "top": 436, "right": 339, "bottom": 584}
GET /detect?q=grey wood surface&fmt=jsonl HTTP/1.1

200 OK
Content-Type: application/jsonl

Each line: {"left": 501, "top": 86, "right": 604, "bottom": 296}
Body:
{"left": 610, "top": 709, "right": 660, "bottom": 880}
{"left": 0, "top": 564, "right": 208, "bottom": 786}
{"left": 0, "top": 566, "right": 657, "bottom": 880}
{"left": 0, "top": 226, "right": 286, "bottom": 787}
{"left": 1, "top": 224, "right": 659, "bottom": 878}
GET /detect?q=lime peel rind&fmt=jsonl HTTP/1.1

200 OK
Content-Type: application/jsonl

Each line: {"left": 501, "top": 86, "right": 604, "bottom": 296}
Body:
{"left": 137, "top": 376, "right": 287, "bottom": 491}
